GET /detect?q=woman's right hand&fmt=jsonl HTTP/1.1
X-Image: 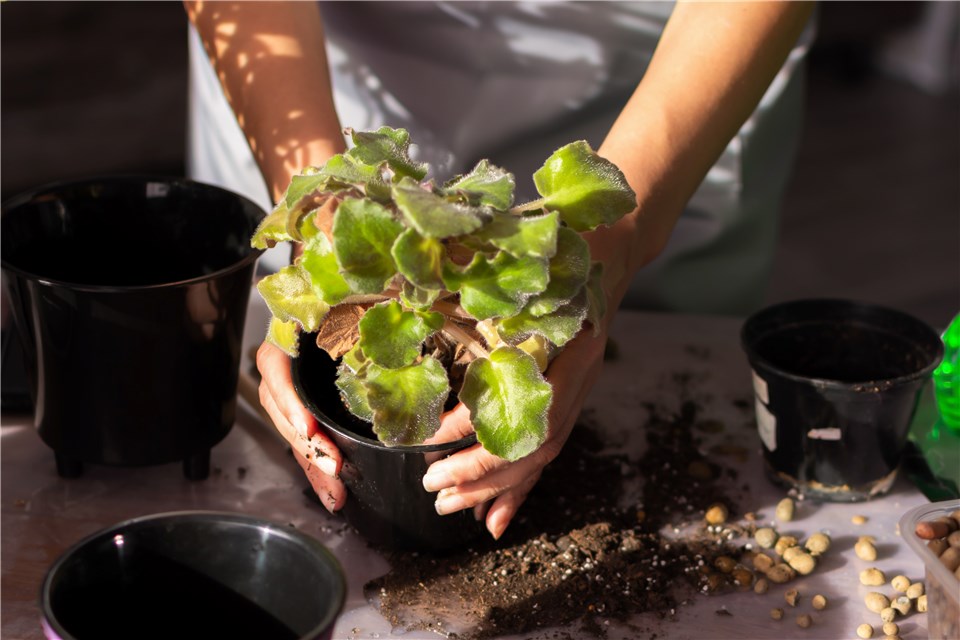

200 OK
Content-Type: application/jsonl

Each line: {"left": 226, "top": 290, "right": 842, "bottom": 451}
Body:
{"left": 256, "top": 341, "right": 347, "bottom": 513}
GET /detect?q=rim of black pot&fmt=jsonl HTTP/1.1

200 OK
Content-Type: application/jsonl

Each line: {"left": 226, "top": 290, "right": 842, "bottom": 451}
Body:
{"left": 39, "top": 510, "right": 346, "bottom": 640}
{"left": 0, "top": 175, "right": 264, "bottom": 293}
{"left": 291, "top": 355, "right": 478, "bottom": 453}
{"left": 741, "top": 298, "right": 944, "bottom": 390}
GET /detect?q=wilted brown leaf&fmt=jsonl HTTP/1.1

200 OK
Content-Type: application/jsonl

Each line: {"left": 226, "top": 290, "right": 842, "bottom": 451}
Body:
{"left": 315, "top": 304, "right": 366, "bottom": 360}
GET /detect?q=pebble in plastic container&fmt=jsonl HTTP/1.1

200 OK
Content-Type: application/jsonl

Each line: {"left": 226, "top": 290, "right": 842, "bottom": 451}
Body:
{"left": 899, "top": 500, "right": 960, "bottom": 640}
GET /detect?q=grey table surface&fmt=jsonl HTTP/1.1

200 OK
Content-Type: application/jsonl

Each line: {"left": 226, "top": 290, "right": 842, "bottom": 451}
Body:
{"left": 1, "top": 298, "right": 934, "bottom": 640}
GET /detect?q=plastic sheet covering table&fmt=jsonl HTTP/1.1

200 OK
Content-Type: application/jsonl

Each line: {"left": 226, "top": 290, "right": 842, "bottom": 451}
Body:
{"left": 1, "top": 295, "right": 937, "bottom": 640}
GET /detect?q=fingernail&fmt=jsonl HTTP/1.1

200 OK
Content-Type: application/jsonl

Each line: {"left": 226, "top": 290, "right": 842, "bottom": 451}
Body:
{"left": 489, "top": 517, "right": 508, "bottom": 540}
{"left": 472, "top": 503, "right": 487, "bottom": 522}
{"left": 434, "top": 490, "right": 467, "bottom": 516}
{"left": 294, "top": 418, "right": 309, "bottom": 438}
{"left": 323, "top": 491, "right": 338, "bottom": 514}
{"left": 422, "top": 468, "right": 452, "bottom": 492}
{"left": 317, "top": 455, "right": 338, "bottom": 478}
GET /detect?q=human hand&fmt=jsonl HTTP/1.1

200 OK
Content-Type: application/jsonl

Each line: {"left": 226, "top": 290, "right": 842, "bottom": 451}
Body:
{"left": 256, "top": 341, "right": 347, "bottom": 513}
{"left": 421, "top": 326, "right": 609, "bottom": 540}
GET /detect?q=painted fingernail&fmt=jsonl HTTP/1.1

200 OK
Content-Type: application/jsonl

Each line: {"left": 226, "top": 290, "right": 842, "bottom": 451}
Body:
{"left": 422, "top": 468, "right": 452, "bottom": 492}
{"left": 434, "top": 490, "right": 467, "bottom": 516}
{"left": 317, "top": 455, "right": 338, "bottom": 478}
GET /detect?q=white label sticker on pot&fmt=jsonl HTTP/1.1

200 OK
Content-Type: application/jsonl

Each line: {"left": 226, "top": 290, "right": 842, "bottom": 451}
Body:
{"left": 807, "top": 427, "right": 842, "bottom": 441}
{"left": 755, "top": 397, "right": 777, "bottom": 452}
{"left": 751, "top": 370, "right": 769, "bottom": 405}
{"left": 146, "top": 182, "right": 170, "bottom": 198}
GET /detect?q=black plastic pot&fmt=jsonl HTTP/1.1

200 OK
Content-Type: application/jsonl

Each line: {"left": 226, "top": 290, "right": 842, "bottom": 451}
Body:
{"left": 292, "top": 336, "right": 485, "bottom": 551}
{"left": 1, "top": 177, "right": 264, "bottom": 479}
{"left": 742, "top": 299, "right": 944, "bottom": 501}
{"left": 39, "top": 511, "right": 346, "bottom": 640}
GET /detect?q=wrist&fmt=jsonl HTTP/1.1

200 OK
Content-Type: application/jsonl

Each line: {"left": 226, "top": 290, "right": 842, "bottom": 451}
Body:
{"left": 583, "top": 214, "right": 638, "bottom": 328}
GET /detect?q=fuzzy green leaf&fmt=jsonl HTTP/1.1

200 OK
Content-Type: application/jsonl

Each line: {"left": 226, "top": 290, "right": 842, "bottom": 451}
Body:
{"left": 442, "top": 251, "right": 549, "bottom": 320}
{"left": 417, "top": 309, "right": 445, "bottom": 332}
{"left": 257, "top": 265, "right": 329, "bottom": 332}
{"left": 266, "top": 317, "right": 299, "bottom": 357}
{"left": 332, "top": 198, "right": 404, "bottom": 294}
{"left": 497, "top": 290, "right": 588, "bottom": 348}
{"left": 399, "top": 280, "right": 441, "bottom": 311}
{"left": 358, "top": 300, "right": 439, "bottom": 369}
{"left": 296, "top": 208, "right": 323, "bottom": 243}
{"left": 300, "top": 233, "right": 351, "bottom": 305}
{"left": 284, "top": 172, "right": 329, "bottom": 211}
{"left": 251, "top": 201, "right": 296, "bottom": 249}
{"left": 584, "top": 262, "right": 607, "bottom": 336}
{"left": 321, "top": 153, "right": 391, "bottom": 201}
{"left": 322, "top": 153, "right": 380, "bottom": 184}
{"left": 391, "top": 227, "right": 446, "bottom": 289}
{"left": 335, "top": 358, "right": 374, "bottom": 422}
{"left": 473, "top": 210, "right": 559, "bottom": 259}
{"left": 442, "top": 159, "right": 515, "bottom": 210}
{"left": 533, "top": 141, "right": 636, "bottom": 232}
{"left": 341, "top": 343, "right": 368, "bottom": 374}
{"left": 460, "top": 347, "right": 551, "bottom": 461}
{"left": 364, "top": 356, "right": 450, "bottom": 446}
{"left": 525, "top": 227, "right": 590, "bottom": 316}
{"left": 347, "top": 127, "right": 428, "bottom": 181}
{"left": 393, "top": 178, "right": 487, "bottom": 239}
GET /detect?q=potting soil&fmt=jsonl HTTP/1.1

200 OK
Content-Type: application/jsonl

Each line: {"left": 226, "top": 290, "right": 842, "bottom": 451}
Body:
{"left": 365, "top": 380, "right": 757, "bottom": 639}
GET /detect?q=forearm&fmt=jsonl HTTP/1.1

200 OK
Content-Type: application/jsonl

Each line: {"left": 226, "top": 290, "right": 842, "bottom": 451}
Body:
{"left": 592, "top": 1, "right": 814, "bottom": 316}
{"left": 184, "top": 1, "right": 345, "bottom": 202}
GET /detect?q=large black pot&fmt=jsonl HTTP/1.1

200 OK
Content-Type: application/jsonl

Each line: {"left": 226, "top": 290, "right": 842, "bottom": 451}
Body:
{"left": 1, "top": 177, "right": 264, "bottom": 479}
{"left": 293, "top": 336, "right": 485, "bottom": 551}
{"left": 40, "top": 511, "right": 346, "bottom": 640}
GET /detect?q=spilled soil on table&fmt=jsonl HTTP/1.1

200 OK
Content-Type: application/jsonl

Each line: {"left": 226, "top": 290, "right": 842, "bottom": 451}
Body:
{"left": 364, "top": 375, "right": 759, "bottom": 639}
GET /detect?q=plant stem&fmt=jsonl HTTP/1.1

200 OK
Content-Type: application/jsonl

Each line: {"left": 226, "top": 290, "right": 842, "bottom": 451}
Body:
{"left": 509, "top": 198, "right": 546, "bottom": 215}
{"left": 340, "top": 293, "right": 394, "bottom": 305}
{"left": 442, "top": 319, "right": 489, "bottom": 360}
{"left": 431, "top": 299, "right": 473, "bottom": 320}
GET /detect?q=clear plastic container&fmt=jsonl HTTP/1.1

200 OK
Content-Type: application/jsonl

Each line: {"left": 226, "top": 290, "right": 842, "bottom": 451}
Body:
{"left": 899, "top": 499, "right": 960, "bottom": 640}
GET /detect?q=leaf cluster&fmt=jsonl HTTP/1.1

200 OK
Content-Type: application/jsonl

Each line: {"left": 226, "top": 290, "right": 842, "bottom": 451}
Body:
{"left": 252, "top": 127, "right": 635, "bottom": 461}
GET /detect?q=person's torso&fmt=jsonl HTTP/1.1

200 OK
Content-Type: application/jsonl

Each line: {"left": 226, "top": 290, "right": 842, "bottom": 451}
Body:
{"left": 320, "top": 1, "right": 673, "bottom": 195}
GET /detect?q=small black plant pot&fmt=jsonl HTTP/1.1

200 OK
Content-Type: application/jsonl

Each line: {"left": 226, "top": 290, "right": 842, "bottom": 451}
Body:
{"left": 292, "top": 335, "right": 485, "bottom": 551}
{"left": 1, "top": 177, "right": 264, "bottom": 480}
{"left": 40, "top": 511, "right": 346, "bottom": 640}
{"left": 742, "top": 299, "right": 943, "bottom": 501}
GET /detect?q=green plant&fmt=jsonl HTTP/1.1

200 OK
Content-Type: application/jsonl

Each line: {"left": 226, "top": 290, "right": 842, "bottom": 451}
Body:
{"left": 252, "top": 127, "right": 635, "bottom": 461}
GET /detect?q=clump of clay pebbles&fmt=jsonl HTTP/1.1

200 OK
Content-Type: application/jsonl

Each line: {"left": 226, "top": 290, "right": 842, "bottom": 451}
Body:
{"left": 747, "top": 503, "right": 828, "bottom": 585}
{"left": 738, "top": 498, "right": 834, "bottom": 631}
{"left": 702, "top": 496, "right": 956, "bottom": 636}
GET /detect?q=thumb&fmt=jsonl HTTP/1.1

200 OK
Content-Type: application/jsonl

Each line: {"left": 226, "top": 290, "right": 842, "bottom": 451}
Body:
{"left": 424, "top": 403, "right": 473, "bottom": 445}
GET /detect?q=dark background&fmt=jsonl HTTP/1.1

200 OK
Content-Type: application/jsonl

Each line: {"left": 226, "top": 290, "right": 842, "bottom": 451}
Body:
{"left": 2, "top": 1, "right": 957, "bottom": 329}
